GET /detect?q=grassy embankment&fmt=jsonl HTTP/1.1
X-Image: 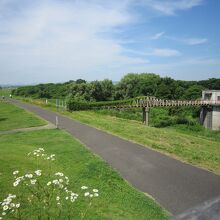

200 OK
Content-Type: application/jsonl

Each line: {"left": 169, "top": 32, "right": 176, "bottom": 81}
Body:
{"left": 0, "top": 101, "right": 169, "bottom": 219}
{"left": 0, "top": 102, "right": 46, "bottom": 131}
{"left": 14, "top": 96, "right": 220, "bottom": 175}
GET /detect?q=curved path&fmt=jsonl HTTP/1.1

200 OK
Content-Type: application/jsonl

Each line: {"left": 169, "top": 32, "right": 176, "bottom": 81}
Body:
{"left": 9, "top": 99, "right": 220, "bottom": 215}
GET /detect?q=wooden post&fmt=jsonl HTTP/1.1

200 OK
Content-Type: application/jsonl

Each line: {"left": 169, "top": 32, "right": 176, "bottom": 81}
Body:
{"left": 142, "top": 107, "right": 149, "bottom": 126}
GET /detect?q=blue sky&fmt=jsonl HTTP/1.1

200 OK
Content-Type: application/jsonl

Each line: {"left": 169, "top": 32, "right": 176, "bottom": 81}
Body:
{"left": 0, "top": 0, "right": 220, "bottom": 84}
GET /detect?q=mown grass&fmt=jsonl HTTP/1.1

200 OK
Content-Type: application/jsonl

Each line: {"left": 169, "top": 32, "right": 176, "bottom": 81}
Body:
{"left": 62, "top": 111, "right": 220, "bottom": 174}
{"left": 0, "top": 88, "right": 11, "bottom": 97}
{"left": 0, "top": 102, "right": 46, "bottom": 131}
{"left": 0, "top": 130, "right": 169, "bottom": 219}
{"left": 13, "top": 97, "right": 220, "bottom": 173}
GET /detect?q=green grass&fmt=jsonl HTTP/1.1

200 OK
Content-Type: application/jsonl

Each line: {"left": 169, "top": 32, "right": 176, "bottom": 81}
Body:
{"left": 0, "top": 100, "right": 169, "bottom": 219}
{"left": 0, "top": 102, "right": 46, "bottom": 131}
{"left": 0, "top": 88, "right": 11, "bottom": 97}
{"left": 0, "top": 129, "right": 169, "bottom": 219}
{"left": 14, "top": 97, "right": 220, "bottom": 174}
{"left": 62, "top": 111, "right": 220, "bottom": 175}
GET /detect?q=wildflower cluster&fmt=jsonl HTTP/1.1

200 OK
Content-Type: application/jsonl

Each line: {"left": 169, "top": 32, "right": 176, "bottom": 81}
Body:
{"left": 28, "top": 147, "right": 55, "bottom": 161}
{"left": 13, "top": 169, "right": 42, "bottom": 187}
{"left": 81, "top": 186, "right": 99, "bottom": 198}
{"left": 0, "top": 148, "right": 100, "bottom": 219}
{"left": 0, "top": 194, "right": 20, "bottom": 219}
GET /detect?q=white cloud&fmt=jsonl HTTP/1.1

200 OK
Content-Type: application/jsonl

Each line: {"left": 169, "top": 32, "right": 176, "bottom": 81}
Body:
{"left": 151, "top": 48, "right": 181, "bottom": 57}
{"left": 0, "top": 0, "right": 150, "bottom": 83}
{"left": 141, "top": 0, "right": 204, "bottom": 15}
{"left": 150, "top": 32, "right": 165, "bottom": 40}
{"left": 166, "top": 36, "right": 208, "bottom": 45}
{"left": 183, "top": 38, "right": 208, "bottom": 45}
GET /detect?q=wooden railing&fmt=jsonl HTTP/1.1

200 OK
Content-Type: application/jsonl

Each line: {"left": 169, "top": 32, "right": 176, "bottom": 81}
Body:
{"left": 101, "top": 96, "right": 220, "bottom": 110}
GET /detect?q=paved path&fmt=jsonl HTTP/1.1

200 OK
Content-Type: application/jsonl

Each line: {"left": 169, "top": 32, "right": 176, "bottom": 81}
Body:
{"left": 0, "top": 123, "right": 56, "bottom": 135}
{"left": 8, "top": 99, "right": 220, "bottom": 215}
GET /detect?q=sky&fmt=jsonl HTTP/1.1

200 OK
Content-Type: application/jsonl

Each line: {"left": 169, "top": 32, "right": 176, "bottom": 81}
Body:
{"left": 0, "top": 0, "right": 220, "bottom": 85}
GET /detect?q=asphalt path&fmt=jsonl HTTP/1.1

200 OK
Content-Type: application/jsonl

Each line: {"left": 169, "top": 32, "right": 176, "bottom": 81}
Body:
{"left": 8, "top": 99, "right": 220, "bottom": 215}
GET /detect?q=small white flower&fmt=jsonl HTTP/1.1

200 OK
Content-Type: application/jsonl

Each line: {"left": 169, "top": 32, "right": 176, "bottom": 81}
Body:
{"left": 65, "top": 197, "right": 69, "bottom": 200}
{"left": 84, "top": 192, "right": 90, "bottom": 197}
{"left": 2, "top": 212, "right": 6, "bottom": 216}
{"left": 13, "top": 181, "right": 19, "bottom": 187}
{"left": 94, "top": 193, "right": 99, "bottom": 197}
{"left": 13, "top": 171, "right": 19, "bottom": 175}
{"left": 81, "top": 186, "right": 88, "bottom": 190}
{"left": 47, "top": 181, "right": 51, "bottom": 186}
{"left": 55, "top": 172, "right": 63, "bottom": 177}
{"left": 59, "top": 179, "right": 63, "bottom": 183}
{"left": 34, "top": 170, "right": 42, "bottom": 176}
{"left": 25, "top": 174, "right": 33, "bottom": 179}
{"left": 30, "top": 179, "right": 37, "bottom": 185}
{"left": 0, "top": 216, "right": 2, "bottom": 219}
{"left": 56, "top": 196, "right": 60, "bottom": 201}
{"left": 16, "top": 203, "right": 20, "bottom": 208}
{"left": 3, "top": 205, "right": 8, "bottom": 211}
{"left": 93, "top": 189, "right": 98, "bottom": 193}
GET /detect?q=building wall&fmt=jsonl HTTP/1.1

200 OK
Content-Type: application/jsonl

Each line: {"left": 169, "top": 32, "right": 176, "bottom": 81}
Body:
{"left": 212, "top": 106, "right": 220, "bottom": 130}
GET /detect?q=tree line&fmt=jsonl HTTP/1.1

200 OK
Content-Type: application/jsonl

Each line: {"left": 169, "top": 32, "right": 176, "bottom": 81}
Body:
{"left": 12, "top": 73, "right": 220, "bottom": 101}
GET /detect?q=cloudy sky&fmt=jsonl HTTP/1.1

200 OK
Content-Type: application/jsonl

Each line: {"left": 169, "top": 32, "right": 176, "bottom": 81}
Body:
{"left": 0, "top": 0, "right": 220, "bottom": 84}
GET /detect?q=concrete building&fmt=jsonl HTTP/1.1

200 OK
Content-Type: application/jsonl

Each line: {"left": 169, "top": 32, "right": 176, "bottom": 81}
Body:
{"left": 200, "top": 90, "right": 220, "bottom": 130}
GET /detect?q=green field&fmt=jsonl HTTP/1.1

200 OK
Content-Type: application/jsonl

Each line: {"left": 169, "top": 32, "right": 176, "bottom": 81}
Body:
{"left": 0, "top": 88, "right": 11, "bottom": 97}
{"left": 14, "top": 97, "right": 220, "bottom": 174}
{"left": 0, "top": 102, "right": 169, "bottom": 219}
{"left": 63, "top": 111, "right": 220, "bottom": 175}
{"left": 0, "top": 102, "right": 46, "bottom": 131}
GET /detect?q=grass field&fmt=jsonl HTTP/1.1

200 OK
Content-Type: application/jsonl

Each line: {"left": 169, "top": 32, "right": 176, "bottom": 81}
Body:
{"left": 14, "top": 97, "right": 220, "bottom": 174}
{"left": 0, "top": 102, "right": 46, "bottom": 131}
{"left": 0, "top": 102, "right": 169, "bottom": 219}
{"left": 64, "top": 111, "right": 220, "bottom": 175}
{"left": 0, "top": 88, "right": 11, "bottom": 97}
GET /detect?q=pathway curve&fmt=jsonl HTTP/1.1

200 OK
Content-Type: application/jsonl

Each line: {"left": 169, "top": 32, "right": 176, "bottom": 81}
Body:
{"left": 8, "top": 99, "right": 220, "bottom": 215}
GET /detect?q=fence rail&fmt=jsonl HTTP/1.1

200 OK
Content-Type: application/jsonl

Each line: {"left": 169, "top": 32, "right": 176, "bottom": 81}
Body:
{"left": 101, "top": 97, "right": 220, "bottom": 110}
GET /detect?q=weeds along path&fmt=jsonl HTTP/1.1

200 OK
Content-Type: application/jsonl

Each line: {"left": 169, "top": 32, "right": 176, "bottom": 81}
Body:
{"left": 8, "top": 98, "right": 220, "bottom": 215}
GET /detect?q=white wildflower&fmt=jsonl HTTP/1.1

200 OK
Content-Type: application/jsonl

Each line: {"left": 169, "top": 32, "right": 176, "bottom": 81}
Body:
{"left": 56, "top": 196, "right": 60, "bottom": 201}
{"left": 13, "top": 171, "right": 19, "bottom": 175}
{"left": 3, "top": 205, "right": 8, "bottom": 211}
{"left": 13, "top": 181, "right": 19, "bottom": 187}
{"left": 55, "top": 172, "right": 63, "bottom": 177}
{"left": 89, "top": 194, "right": 93, "bottom": 198}
{"left": 81, "top": 186, "right": 88, "bottom": 190}
{"left": 84, "top": 192, "right": 90, "bottom": 197}
{"left": 47, "top": 181, "right": 51, "bottom": 186}
{"left": 34, "top": 170, "right": 42, "bottom": 176}
{"left": 94, "top": 193, "right": 99, "bottom": 197}
{"left": 2, "top": 212, "right": 6, "bottom": 216}
{"left": 65, "top": 197, "right": 69, "bottom": 200}
{"left": 25, "top": 174, "right": 33, "bottom": 179}
{"left": 93, "top": 189, "right": 98, "bottom": 193}
{"left": 16, "top": 203, "right": 20, "bottom": 208}
{"left": 30, "top": 179, "right": 37, "bottom": 185}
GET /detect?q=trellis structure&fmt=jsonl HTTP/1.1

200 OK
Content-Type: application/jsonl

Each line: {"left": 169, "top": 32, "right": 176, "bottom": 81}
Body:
{"left": 100, "top": 96, "right": 220, "bottom": 126}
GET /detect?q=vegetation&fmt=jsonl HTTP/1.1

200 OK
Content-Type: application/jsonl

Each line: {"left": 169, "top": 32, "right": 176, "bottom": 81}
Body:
{"left": 0, "top": 102, "right": 46, "bottom": 131}
{"left": 60, "top": 110, "right": 220, "bottom": 174}
{"left": 0, "top": 102, "right": 169, "bottom": 219}
{"left": 12, "top": 73, "right": 220, "bottom": 101}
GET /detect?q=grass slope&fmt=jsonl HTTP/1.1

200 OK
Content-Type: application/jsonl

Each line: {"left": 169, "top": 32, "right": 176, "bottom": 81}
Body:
{"left": 14, "top": 97, "right": 220, "bottom": 174}
{"left": 0, "top": 129, "right": 169, "bottom": 219}
{"left": 64, "top": 111, "right": 220, "bottom": 174}
{"left": 0, "top": 101, "right": 168, "bottom": 219}
{"left": 0, "top": 102, "right": 46, "bottom": 131}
